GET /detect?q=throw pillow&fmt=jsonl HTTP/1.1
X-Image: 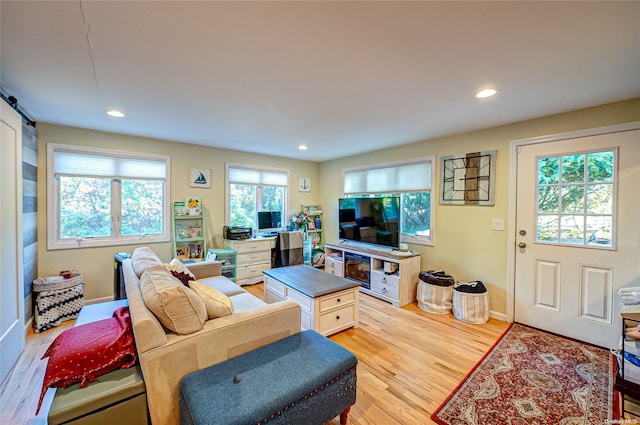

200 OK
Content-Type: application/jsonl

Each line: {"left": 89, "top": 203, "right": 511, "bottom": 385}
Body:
{"left": 189, "top": 280, "right": 235, "bottom": 319}
{"left": 36, "top": 306, "right": 137, "bottom": 414}
{"left": 140, "top": 265, "right": 206, "bottom": 334}
{"left": 166, "top": 257, "right": 196, "bottom": 281}
{"left": 169, "top": 270, "right": 192, "bottom": 287}
{"left": 131, "top": 247, "right": 163, "bottom": 277}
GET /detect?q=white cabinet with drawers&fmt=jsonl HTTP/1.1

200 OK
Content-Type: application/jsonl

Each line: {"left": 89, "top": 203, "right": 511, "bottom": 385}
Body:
{"left": 324, "top": 242, "right": 421, "bottom": 307}
{"left": 223, "top": 238, "right": 275, "bottom": 286}
{"left": 325, "top": 256, "right": 344, "bottom": 277}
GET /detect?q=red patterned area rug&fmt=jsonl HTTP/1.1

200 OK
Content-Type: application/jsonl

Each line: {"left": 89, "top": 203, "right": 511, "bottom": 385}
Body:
{"left": 432, "top": 323, "right": 613, "bottom": 425}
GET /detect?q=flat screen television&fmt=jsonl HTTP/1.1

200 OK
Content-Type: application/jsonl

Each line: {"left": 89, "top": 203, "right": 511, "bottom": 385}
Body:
{"left": 338, "top": 197, "right": 400, "bottom": 248}
{"left": 257, "top": 211, "right": 282, "bottom": 233}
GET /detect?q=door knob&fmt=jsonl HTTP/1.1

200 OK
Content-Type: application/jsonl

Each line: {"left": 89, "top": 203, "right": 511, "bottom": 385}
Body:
{"left": 518, "top": 242, "right": 526, "bottom": 248}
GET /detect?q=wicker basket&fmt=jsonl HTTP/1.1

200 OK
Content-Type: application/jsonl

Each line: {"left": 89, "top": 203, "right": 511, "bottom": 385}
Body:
{"left": 33, "top": 274, "right": 83, "bottom": 292}
{"left": 417, "top": 270, "right": 455, "bottom": 314}
{"left": 452, "top": 281, "right": 489, "bottom": 324}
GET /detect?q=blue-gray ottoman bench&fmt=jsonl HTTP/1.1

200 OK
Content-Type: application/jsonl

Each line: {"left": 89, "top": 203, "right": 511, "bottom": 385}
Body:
{"left": 179, "top": 329, "right": 357, "bottom": 425}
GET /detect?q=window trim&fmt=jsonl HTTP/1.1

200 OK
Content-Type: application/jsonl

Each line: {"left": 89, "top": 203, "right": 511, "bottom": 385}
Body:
{"left": 342, "top": 156, "right": 435, "bottom": 246}
{"left": 47, "top": 143, "right": 171, "bottom": 250}
{"left": 225, "top": 162, "right": 290, "bottom": 228}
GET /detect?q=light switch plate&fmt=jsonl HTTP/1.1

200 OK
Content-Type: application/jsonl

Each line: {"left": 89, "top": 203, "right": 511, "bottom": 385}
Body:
{"left": 491, "top": 219, "right": 504, "bottom": 231}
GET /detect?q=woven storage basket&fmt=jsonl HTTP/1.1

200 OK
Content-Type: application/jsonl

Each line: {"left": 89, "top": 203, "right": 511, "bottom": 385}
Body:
{"left": 417, "top": 270, "right": 454, "bottom": 314}
{"left": 452, "top": 281, "right": 489, "bottom": 324}
{"left": 34, "top": 283, "right": 84, "bottom": 332}
{"left": 33, "top": 274, "right": 83, "bottom": 292}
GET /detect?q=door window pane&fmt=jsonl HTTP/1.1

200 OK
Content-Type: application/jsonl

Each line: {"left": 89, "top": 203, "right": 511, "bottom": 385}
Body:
{"left": 587, "top": 151, "right": 614, "bottom": 182}
{"left": 561, "top": 154, "right": 585, "bottom": 183}
{"left": 536, "top": 149, "right": 615, "bottom": 249}
{"left": 538, "top": 157, "right": 559, "bottom": 184}
{"left": 537, "top": 186, "right": 559, "bottom": 213}
{"left": 560, "top": 186, "right": 584, "bottom": 213}
{"left": 560, "top": 215, "right": 585, "bottom": 244}
{"left": 586, "top": 216, "right": 612, "bottom": 246}
{"left": 586, "top": 184, "right": 613, "bottom": 214}
{"left": 537, "top": 215, "right": 559, "bottom": 242}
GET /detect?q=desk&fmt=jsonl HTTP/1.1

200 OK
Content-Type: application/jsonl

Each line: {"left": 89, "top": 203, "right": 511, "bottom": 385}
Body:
{"left": 263, "top": 265, "right": 360, "bottom": 336}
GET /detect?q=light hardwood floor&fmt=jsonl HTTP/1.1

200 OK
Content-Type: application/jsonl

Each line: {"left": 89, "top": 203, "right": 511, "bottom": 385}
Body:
{"left": 1, "top": 284, "right": 509, "bottom": 425}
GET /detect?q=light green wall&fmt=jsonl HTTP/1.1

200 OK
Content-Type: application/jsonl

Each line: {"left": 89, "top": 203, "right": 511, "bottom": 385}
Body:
{"left": 36, "top": 124, "right": 320, "bottom": 300}
{"left": 318, "top": 98, "right": 640, "bottom": 316}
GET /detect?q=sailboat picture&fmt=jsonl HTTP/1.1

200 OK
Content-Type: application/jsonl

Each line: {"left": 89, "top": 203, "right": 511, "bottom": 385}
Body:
{"left": 190, "top": 168, "right": 212, "bottom": 188}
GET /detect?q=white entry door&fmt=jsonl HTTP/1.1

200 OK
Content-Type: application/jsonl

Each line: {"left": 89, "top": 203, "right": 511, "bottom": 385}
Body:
{"left": 514, "top": 127, "right": 640, "bottom": 349}
{"left": 1, "top": 100, "right": 25, "bottom": 383}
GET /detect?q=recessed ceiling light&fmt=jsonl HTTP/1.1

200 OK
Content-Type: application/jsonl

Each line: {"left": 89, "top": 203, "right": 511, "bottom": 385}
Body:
{"left": 476, "top": 89, "right": 497, "bottom": 99}
{"left": 106, "top": 109, "right": 125, "bottom": 118}
{"left": 298, "top": 145, "right": 308, "bottom": 151}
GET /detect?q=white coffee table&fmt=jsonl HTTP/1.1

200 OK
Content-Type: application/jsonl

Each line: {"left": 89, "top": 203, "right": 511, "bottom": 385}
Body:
{"left": 263, "top": 265, "right": 360, "bottom": 336}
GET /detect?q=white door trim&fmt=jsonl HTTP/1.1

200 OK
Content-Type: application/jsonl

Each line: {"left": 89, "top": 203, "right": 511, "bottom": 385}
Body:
{"left": 506, "top": 120, "right": 640, "bottom": 323}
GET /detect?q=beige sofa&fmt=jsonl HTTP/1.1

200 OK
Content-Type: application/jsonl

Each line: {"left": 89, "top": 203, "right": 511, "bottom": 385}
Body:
{"left": 122, "top": 247, "right": 301, "bottom": 425}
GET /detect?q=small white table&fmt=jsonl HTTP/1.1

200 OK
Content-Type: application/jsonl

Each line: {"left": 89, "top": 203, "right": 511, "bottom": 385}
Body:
{"left": 263, "top": 265, "right": 360, "bottom": 336}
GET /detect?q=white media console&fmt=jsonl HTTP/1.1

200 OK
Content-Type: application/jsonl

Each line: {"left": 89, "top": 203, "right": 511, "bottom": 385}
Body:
{"left": 324, "top": 242, "right": 421, "bottom": 307}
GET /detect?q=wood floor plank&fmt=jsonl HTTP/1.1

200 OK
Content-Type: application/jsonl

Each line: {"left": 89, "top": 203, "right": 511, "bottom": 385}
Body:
{"left": 2, "top": 283, "right": 509, "bottom": 424}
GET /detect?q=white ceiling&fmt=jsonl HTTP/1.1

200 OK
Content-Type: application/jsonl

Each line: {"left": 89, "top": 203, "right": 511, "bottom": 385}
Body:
{"left": 2, "top": 1, "right": 639, "bottom": 162}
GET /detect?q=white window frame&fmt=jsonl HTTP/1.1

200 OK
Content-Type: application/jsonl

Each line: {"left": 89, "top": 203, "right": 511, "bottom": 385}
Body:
{"left": 225, "top": 162, "right": 290, "bottom": 229}
{"left": 535, "top": 148, "right": 617, "bottom": 250}
{"left": 47, "top": 143, "right": 171, "bottom": 250}
{"left": 343, "top": 156, "right": 435, "bottom": 246}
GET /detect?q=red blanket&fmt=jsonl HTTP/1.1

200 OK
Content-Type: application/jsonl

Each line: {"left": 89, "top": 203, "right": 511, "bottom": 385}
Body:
{"left": 37, "top": 306, "right": 137, "bottom": 413}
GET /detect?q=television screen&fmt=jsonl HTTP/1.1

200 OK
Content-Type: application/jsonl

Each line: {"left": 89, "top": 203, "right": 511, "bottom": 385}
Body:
{"left": 338, "top": 197, "right": 400, "bottom": 248}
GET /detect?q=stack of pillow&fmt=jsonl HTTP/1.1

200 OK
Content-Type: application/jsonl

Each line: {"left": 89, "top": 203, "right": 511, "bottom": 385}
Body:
{"left": 131, "top": 247, "right": 234, "bottom": 335}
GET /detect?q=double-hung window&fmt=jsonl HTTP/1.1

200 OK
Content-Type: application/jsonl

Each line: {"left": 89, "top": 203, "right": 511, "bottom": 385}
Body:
{"left": 47, "top": 143, "right": 170, "bottom": 249}
{"left": 343, "top": 156, "right": 435, "bottom": 245}
{"left": 226, "top": 163, "right": 288, "bottom": 232}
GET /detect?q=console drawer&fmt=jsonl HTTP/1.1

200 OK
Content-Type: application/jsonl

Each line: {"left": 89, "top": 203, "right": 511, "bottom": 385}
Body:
{"left": 370, "top": 280, "right": 399, "bottom": 300}
{"left": 370, "top": 271, "right": 399, "bottom": 288}
{"left": 325, "top": 258, "right": 343, "bottom": 277}
{"left": 319, "top": 304, "right": 355, "bottom": 335}
{"left": 319, "top": 290, "right": 355, "bottom": 313}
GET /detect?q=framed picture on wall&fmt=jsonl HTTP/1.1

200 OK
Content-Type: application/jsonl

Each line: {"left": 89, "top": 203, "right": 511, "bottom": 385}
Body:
{"left": 440, "top": 150, "right": 496, "bottom": 206}
{"left": 190, "top": 168, "right": 211, "bottom": 188}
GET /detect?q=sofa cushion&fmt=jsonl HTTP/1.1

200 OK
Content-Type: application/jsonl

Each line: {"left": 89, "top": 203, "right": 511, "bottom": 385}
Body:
{"left": 198, "top": 276, "right": 246, "bottom": 297}
{"left": 140, "top": 265, "right": 206, "bottom": 334}
{"left": 230, "top": 292, "right": 267, "bottom": 313}
{"left": 189, "top": 280, "right": 234, "bottom": 319}
{"left": 165, "top": 258, "right": 196, "bottom": 286}
{"left": 132, "top": 247, "right": 163, "bottom": 278}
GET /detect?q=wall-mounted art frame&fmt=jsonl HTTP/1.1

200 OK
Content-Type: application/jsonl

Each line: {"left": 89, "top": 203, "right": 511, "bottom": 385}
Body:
{"left": 190, "top": 168, "right": 211, "bottom": 188}
{"left": 440, "top": 150, "right": 496, "bottom": 206}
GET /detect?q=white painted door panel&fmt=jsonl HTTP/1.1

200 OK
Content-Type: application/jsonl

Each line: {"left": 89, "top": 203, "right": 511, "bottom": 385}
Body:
{"left": 515, "top": 128, "right": 640, "bottom": 348}
{"left": 1, "top": 100, "right": 25, "bottom": 383}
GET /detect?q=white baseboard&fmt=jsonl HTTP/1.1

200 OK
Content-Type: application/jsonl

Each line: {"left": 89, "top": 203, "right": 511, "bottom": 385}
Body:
{"left": 85, "top": 296, "right": 116, "bottom": 305}
{"left": 490, "top": 310, "right": 508, "bottom": 322}
{"left": 24, "top": 317, "right": 33, "bottom": 334}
